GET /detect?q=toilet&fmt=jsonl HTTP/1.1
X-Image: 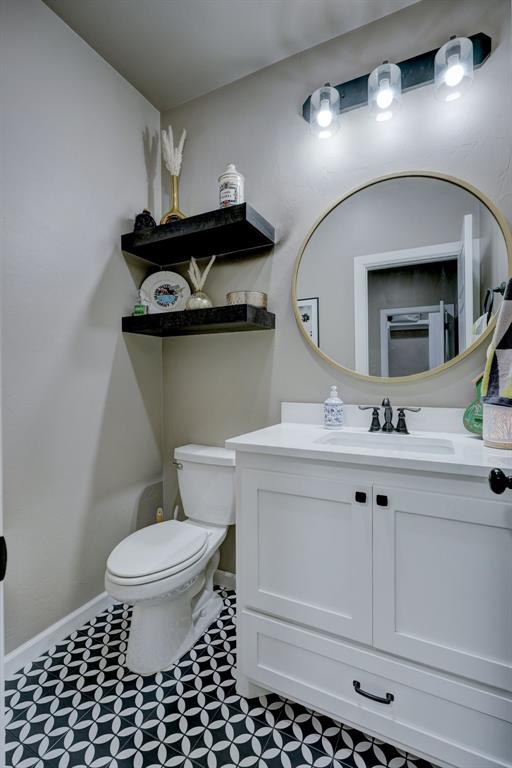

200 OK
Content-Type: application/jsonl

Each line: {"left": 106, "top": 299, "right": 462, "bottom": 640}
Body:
{"left": 105, "top": 444, "right": 235, "bottom": 675}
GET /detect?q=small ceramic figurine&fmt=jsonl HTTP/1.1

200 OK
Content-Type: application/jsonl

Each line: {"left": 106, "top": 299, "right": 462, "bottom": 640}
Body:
{"left": 133, "top": 209, "right": 156, "bottom": 232}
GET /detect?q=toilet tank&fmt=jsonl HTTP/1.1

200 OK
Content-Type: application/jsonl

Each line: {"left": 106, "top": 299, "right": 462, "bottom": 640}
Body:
{"left": 174, "top": 444, "right": 236, "bottom": 526}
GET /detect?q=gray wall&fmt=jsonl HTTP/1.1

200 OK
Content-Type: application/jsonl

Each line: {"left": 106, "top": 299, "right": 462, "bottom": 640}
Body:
{"left": 160, "top": 0, "right": 512, "bottom": 573}
{"left": 1, "top": 0, "right": 163, "bottom": 652}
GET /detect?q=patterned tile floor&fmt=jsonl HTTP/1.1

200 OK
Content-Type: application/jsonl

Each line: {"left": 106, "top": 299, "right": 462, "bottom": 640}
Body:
{"left": 6, "top": 588, "right": 438, "bottom": 768}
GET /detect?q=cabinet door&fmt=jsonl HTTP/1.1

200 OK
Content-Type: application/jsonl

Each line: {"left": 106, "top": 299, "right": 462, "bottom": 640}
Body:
{"left": 373, "top": 486, "right": 512, "bottom": 692}
{"left": 237, "top": 469, "right": 372, "bottom": 644}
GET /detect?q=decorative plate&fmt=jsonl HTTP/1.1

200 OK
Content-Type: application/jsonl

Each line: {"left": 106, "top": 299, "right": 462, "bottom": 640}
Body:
{"left": 140, "top": 271, "right": 190, "bottom": 314}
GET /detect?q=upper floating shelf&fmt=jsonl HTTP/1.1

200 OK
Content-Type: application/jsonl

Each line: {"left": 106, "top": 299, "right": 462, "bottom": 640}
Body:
{"left": 121, "top": 203, "right": 275, "bottom": 267}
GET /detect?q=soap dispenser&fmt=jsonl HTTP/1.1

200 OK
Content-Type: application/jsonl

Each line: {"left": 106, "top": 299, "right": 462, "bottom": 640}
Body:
{"left": 324, "top": 385, "right": 344, "bottom": 429}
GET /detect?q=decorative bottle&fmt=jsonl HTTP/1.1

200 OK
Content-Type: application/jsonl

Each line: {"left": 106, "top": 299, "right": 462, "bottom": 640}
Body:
{"left": 219, "top": 163, "right": 244, "bottom": 208}
{"left": 324, "top": 385, "right": 344, "bottom": 429}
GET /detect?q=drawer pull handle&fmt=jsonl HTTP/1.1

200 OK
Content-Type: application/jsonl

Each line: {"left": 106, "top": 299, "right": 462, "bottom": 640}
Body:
{"left": 353, "top": 680, "right": 394, "bottom": 705}
{"left": 376, "top": 494, "right": 388, "bottom": 507}
{"left": 355, "top": 491, "right": 367, "bottom": 503}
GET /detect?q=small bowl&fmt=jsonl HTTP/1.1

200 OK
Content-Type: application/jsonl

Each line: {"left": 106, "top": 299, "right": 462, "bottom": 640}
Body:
{"left": 226, "top": 291, "right": 268, "bottom": 309}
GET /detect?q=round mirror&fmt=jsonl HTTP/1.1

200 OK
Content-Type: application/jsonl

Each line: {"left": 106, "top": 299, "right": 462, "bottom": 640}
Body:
{"left": 293, "top": 173, "right": 512, "bottom": 381}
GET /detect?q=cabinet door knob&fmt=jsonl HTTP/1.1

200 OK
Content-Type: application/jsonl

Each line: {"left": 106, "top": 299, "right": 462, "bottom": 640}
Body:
{"left": 489, "top": 468, "right": 512, "bottom": 494}
{"left": 355, "top": 491, "right": 367, "bottom": 503}
{"left": 376, "top": 494, "right": 388, "bottom": 507}
{"left": 353, "top": 680, "right": 394, "bottom": 705}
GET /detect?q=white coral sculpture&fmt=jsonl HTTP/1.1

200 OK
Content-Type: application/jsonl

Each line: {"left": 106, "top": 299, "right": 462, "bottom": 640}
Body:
{"left": 188, "top": 255, "right": 216, "bottom": 292}
{"left": 161, "top": 125, "right": 186, "bottom": 176}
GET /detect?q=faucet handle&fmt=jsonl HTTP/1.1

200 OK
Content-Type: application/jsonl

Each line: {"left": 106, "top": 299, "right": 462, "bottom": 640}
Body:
{"left": 359, "top": 405, "right": 381, "bottom": 432}
{"left": 381, "top": 397, "right": 391, "bottom": 407}
{"left": 395, "top": 407, "right": 421, "bottom": 435}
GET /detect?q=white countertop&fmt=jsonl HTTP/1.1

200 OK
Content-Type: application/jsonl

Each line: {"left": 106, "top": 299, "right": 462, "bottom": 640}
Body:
{"left": 226, "top": 421, "right": 512, "bottom": 478}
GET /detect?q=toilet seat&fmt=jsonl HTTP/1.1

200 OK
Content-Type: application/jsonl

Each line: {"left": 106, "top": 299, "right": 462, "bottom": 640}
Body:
{"left": 106, "top": 520, "right": 209, "bottom": 586}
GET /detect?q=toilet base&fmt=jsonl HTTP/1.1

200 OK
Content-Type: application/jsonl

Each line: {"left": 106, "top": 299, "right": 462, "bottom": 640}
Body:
{"left": 124, "top": 552, "right": 223, "bottom": 675}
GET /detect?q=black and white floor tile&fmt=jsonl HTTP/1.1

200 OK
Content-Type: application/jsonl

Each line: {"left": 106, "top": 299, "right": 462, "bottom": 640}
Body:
{"left": 6, "top": 589, "right": 438, "bottom": 768}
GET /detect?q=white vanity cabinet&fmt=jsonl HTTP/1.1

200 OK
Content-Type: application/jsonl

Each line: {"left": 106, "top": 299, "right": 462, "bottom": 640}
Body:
{"left": 233, "top": 450, "right": 512, "bottom": 768}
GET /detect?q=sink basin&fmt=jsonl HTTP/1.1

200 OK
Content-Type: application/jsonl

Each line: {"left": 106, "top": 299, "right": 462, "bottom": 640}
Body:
{"left": 316, "top": 430, "right": 455, "bottom": 455}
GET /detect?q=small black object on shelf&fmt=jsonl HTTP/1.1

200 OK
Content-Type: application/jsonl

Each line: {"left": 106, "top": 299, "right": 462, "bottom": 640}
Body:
{"left": 133, "top": 209, "right": 157, "bottom": 232}
{"left": 122, "top": 304, "right": 275, "bottom": 337}
{"left": 121, "top": 203, "right": 275, "bottom": 267}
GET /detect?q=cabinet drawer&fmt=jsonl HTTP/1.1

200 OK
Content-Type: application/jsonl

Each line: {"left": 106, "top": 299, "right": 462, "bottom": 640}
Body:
{"left": 239, "top": 610, "right": 512, "bottom": 768}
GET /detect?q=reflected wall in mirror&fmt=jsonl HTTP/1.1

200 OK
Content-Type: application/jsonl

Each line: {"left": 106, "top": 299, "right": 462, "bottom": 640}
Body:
{"left": 294, "top": 173, "right": 512, "bottom": 381}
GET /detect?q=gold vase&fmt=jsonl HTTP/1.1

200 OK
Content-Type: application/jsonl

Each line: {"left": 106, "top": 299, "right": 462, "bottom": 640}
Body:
{"left": 160, "top": 175, "right": 186, "bottom": 224}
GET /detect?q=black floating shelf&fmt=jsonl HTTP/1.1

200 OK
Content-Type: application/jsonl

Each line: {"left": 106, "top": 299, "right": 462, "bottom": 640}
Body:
{"left": 121, "top": 203, "right": 275, "bottom": 267}
{"left": 122, "top": 304, "right": 275, "bottom": 337}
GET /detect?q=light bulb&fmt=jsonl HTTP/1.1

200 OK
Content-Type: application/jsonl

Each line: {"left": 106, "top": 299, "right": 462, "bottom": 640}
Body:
{"left": 310, "top": 83, "right": 340, "bottom": 138}
{"left": 444, "top": 55, "right": 464, "bottom": 87}
{"left": 316, "top": 99, "right": 333, "bottom": 128}
{"left": 435, "top": 36, "right": 472, "bottom": 102}
{"left": 376, "top": 85, "right": 393, "bottom": 110}
{"left": 368, "top": 65, "right": 401, "bottom": 120}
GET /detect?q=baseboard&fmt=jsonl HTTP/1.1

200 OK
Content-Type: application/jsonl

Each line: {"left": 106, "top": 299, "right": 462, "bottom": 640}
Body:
{"left": 5, "top": 592, "right": 114, "bottom": 680}
{"left": 6, "top": 575, "right": 235, "bottom": 680}
{"left": 214, "top": 569, "right": 236, "bottom": 591}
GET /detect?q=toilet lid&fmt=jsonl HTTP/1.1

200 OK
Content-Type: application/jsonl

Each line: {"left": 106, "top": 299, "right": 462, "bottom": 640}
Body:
{"left": 107, "top": 521, "right": 208, "bottom": 579}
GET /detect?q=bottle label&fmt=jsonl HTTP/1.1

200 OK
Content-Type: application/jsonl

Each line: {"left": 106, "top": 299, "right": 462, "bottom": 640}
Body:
{"left": 324, "top": 403, "right": 344, "bottom": 428}
{"left": 220, "top": 181, "right": 240, "bottom": 207}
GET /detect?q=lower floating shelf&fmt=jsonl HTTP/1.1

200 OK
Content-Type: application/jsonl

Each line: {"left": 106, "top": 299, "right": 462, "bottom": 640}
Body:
{"left": 122, "top": 304, "right": 275, "bottom": 337}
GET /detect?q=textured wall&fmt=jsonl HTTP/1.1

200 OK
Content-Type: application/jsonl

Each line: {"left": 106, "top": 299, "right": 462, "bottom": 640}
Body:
{"left": 1, "top": 0, "right": 163, "bottom": 651}
{"left": 160, "top": 0, "right": 511, "bottom": 573}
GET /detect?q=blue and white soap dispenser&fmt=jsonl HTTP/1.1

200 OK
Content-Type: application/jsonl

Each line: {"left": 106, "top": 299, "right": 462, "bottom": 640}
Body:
{"left": 324, "top": 385, "right": 344, "bottom": 429}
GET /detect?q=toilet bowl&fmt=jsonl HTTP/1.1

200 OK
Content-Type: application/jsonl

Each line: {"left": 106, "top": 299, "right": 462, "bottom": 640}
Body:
{"left": 105, "top": 444, "right": 235, "bottom": 675}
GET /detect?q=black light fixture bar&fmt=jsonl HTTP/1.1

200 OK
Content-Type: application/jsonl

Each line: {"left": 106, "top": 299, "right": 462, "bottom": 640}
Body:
{"left": 302, "top": 32, "right": 491, "bottom": 122}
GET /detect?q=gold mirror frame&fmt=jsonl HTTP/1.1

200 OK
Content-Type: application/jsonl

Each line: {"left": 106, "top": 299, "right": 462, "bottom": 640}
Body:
{"left": 292, "top": 171, "right": 512, "bottom": 384}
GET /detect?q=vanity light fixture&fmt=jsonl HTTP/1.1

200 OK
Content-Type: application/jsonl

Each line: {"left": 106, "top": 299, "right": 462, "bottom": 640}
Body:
{"left": 302, "top": 32, "right": 490, "bottom": 134}
{"left": 309, "top": 83, "right": 340, "bottom": 139}
{"left": 434, "top": 35, "right": 474, "bottom": 102}
{"left": 368, "top": 61, "right": 401, "bottom": 122}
